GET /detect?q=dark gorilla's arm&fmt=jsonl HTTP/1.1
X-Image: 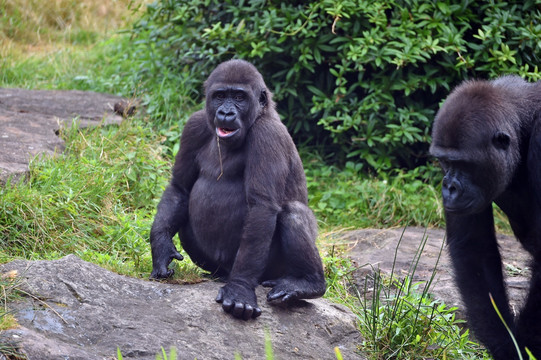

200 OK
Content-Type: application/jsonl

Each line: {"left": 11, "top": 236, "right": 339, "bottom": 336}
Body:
{"left": 515, "top": 118, "right": 541, "bottom": 354}
{"left": 215, "top": 205, "right": 279, "bottom": 319}
{"left": 150, "top": 112, "right": 207, "bottom": 279}
{"left": 216, "top": 121, "right": 289, "bottom": 319}
{"left": 446, "top": 209, "right": 517, "bottom": 358}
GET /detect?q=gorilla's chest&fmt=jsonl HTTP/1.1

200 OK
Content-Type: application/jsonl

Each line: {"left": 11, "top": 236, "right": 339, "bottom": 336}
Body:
{"left": 188, "top": 142, "right": 247, "bottom": 253}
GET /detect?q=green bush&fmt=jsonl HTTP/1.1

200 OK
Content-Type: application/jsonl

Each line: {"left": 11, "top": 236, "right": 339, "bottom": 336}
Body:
{"left": 126, "top": 0, "right": 540, "bottom": 173}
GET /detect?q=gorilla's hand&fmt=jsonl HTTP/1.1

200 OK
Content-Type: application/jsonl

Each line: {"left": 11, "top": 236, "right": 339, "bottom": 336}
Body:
{"left": 216, "top": 281, "right": 262, "bottom": 320}
{"left": 263, "top": 279, "right": 301, "bottom": 302}
{"left": 149, "top": 242, "right": 183, "bottom": 280}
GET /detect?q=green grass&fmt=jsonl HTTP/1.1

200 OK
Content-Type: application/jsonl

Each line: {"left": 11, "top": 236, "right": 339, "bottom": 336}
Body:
{"left": 322, "top": 233, "right": 492, "bottom": 360}
{"left": 1, "top": 121, "right": 163, "bottom": 273}
{"left": 304, "top": 153, "right": 444, "bottom": 230}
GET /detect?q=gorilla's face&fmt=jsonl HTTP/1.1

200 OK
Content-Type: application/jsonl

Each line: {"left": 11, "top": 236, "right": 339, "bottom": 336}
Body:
{"left": 204, "top": 60, "right": 269, "bottom": 149}
{"left": 208, "top": 86, "right": 252, "bottom": 146}
{"left": 431, "top": 153, "right": 493, "bottom": 215}
{"left": 206, "top": 82, "right": 268, "bottom": 149}
{"left": 430, "top": 82, "right": 520, "bottom": 216}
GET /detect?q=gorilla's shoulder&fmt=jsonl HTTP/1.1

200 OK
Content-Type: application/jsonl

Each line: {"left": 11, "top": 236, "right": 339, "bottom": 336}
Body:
{"left": 183, "top": 110, "right": 211, "bottom": 138}
{"left": 252, "top": 116, "right": 291, "bottom": 141}
{"left": 186, "top": 110, "right": 207, "bottom": 126}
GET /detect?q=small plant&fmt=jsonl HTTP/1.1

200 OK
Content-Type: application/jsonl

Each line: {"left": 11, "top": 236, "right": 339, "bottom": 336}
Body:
{"left": 0, "top": 270, "right": 26, "bottom": 359}
{"left": 489, "top": 294, "right": 537, "bottom": 360}
{"left": 323, "top": 229, "right": 491, "bottom": 359}
{"left": 155, "top": 346, "right": 177, "bottom": 360}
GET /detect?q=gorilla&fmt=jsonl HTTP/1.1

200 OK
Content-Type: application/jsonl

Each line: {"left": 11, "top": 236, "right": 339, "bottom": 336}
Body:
{"left": 430, "top": 75, "right": 541, "bottom": 359}
{"left": 149, "top": 59, "right": 326, "bottom": 320}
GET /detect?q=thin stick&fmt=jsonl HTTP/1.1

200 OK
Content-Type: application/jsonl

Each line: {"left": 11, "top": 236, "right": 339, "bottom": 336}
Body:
{"left": 19, "top": 289, "right": 68, "bottom": 324}
{"left": 216, "top": 136, "right": 224, "bottom": 181}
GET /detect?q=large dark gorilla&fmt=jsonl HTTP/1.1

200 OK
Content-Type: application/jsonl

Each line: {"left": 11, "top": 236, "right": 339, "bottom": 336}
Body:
{"left": 149, "top": 59, "right": 326, "bottom": 320}
{"left": 430, "top": 75, "right": 541, "bottom": 359}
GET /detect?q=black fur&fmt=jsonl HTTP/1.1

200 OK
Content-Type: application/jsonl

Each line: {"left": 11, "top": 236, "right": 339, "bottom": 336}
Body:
{"left": 150, "top": 59, "right": 326, "bottom": 320}
{"left": 430, "top": 75, "right": 541, "bottom": 359}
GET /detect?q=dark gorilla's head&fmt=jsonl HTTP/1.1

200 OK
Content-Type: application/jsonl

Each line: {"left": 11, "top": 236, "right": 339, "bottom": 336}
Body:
{"left": 204, "top": 59, "right": 272, "bottom": 147}
{"left": 430, "top": 80, "right": 521, "bottom": 215}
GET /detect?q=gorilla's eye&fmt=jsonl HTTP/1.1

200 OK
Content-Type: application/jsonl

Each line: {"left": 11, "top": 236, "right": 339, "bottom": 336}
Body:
{"left": 214, "top": 92, "right": 226, "bottom": 101}
{"left": 234, "top": 92, "right": 246, "bottom": 102}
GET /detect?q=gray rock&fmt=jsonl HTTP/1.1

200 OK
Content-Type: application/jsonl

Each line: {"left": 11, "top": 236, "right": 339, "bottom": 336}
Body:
{"left": 0, "top": 255, "right": 364, "bottom": 360}
{"left": 342, "top": 227, "right": 531, "bottom": 317}
{"left": 0, "top": 88, "right": 130, "bottom": 184}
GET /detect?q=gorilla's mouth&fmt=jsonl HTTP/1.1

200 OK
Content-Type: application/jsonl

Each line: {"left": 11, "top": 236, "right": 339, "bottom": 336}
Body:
{"left": 216, "top": 127, "right": 240, "bottom": 138}
{"left": 443, "top": 199, "right": 480, "bottom": 215}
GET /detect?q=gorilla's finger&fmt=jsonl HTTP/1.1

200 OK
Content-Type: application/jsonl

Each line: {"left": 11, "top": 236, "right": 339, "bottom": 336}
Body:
{"left": 261, "top": 280, "right": 277, "bottom": 288}
{"left": 267, "top": 290, "right": 287, "bottom": 302}
{"left": 215, "top": 289, "right": 224, "bottom": 303}
{"left": 253, "top": 307, "right": 262, "bottom": 318}
{"left": 243, "top": 304, "right": 254, "bottom": 320}
{"left": 221, "top": 299, "right": 234, "bottom": 313}
{"left": 149, "top": 267, "right": 169, "bottom": 280}
{"left": 171, "top": 251, "right": 183, "bottom": 261}
{"left": 232, "top": 302, "right": 245, "bottom": 318}
{"left": 282, "top": 292, "right": 298, "bottom": 302}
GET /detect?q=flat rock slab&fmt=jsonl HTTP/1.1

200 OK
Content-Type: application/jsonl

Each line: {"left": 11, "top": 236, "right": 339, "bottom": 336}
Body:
{"left": 341, "top": 227, "right": 532, "bottom": 315}
{"left": 0, "top": 255, "right": 364, "bottom": 360}
{"left": 0, "top": 88, "right": 127, "bottom": 184}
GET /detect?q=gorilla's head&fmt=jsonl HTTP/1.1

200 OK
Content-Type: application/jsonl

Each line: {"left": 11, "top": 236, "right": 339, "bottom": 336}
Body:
{"left": 204, "top": 59, "right": 270, "bottom": 147}
{"left": 430, "top": 80, "right": 521, "bottom": 215}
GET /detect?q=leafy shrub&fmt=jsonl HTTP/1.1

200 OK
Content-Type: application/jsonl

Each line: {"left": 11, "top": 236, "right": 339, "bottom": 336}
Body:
{"left": 126, "top": 0, "right": 541, "bottom": 174}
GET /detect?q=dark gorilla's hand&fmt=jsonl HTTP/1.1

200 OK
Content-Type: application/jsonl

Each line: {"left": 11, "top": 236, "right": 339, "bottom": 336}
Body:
{"left": 149, "top": 242, "right": 183, "bottom": 280}
{"left": 216, "top": 281, "right": 262, "bottom": 320}
{"left": 262, "top": 279, "right": 301, "bottom": 302}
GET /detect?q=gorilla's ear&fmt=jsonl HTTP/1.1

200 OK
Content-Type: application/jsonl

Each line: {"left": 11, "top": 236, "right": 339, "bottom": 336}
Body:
{"left": 493, "top": 131, "right": 511, "bottom": 150}
{"left": 259, "top": 90, "right": 268, "bottom": 108}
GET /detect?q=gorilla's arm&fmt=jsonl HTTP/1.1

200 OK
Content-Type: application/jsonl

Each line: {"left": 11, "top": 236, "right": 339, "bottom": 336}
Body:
{"left": 446, "top": 209, "right": 516, "bottom": 358}
{"left": 216, "top": 122, "right": 288, "bottom": 319}
{"left": 215, "top": 205, "right": 278, "bottom": 319}
{"left": 515, "top": 119, "right": 541, "bottom": 354}
{"left": 528, "top": 119, "right": 541, "bottom": 208}
{"left": 150, "top": 113, "right": 208, "bottom": 279}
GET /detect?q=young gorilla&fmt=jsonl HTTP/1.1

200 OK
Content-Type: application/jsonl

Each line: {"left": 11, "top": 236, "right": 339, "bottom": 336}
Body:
{"left": 150, "top": 59, "right": 326, "bottom": 320}
{"left": 430, "top": 75, "right": 541, "bottom": 359}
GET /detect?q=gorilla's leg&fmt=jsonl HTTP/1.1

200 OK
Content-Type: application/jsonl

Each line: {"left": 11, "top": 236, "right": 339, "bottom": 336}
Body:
{"left": 446, "top": 208, "right": 517, "bottom": 360}
{"left": 516, "top": 252, "right": 541, "bottom": 358}
{"left": 179, "top": 225, "right": 229, "bottom": 280}
{"left": 262, "top": 201, "right": 326, "bottom": 302}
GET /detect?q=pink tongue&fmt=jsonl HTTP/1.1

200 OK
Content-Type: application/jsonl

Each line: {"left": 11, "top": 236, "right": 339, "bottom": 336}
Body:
{"left": 218, "top": 128, "right": 232, "bottom": 136}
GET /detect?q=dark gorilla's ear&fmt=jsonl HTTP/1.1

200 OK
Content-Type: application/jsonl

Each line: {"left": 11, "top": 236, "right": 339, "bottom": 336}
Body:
{"left": 259, "top": 90, "right": 268, "bottom": 108}
{"left": 493, "top": 131, "right": 511, "bottom": 150}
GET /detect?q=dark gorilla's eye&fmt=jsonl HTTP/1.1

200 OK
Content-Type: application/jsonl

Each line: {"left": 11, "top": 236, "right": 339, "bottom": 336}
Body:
{"left": 214, "top": 92, "right": 225, "bottom": 101}
{"left": 234, "top": 92, "right": 245, "bottom": 102}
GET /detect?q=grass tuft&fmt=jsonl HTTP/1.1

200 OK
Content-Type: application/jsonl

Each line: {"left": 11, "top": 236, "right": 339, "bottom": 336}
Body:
{"left": 322, "top": 230, "right": 491, "bottom": 359}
